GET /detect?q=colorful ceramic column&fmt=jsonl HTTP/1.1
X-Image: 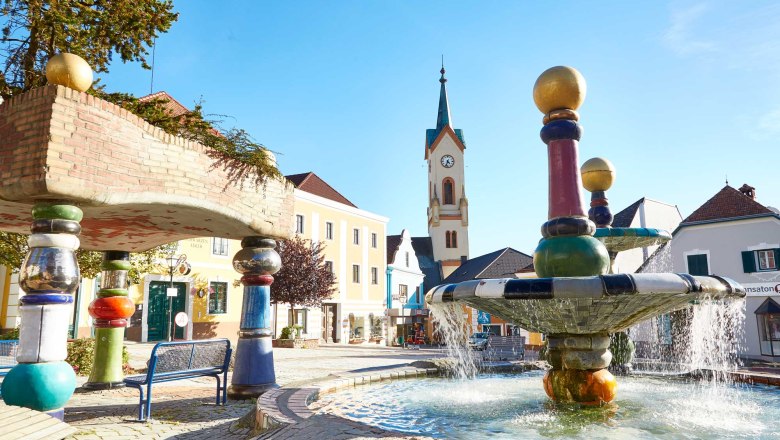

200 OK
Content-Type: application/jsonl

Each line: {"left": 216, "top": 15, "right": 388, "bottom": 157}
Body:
{"left": 0, "top": 203, "right": 82, "bottom": 419}
{"left": 581, "top": 157, "right": 616, "bottom": 228}
{"left": 533, "top": 66, "right": 610, "bottom": 278}
{"left": 83, "top": 251, "right": 135, "bottom": 390}
{"left": 532, "top": 67, "right": 615, "bottom": 405}
{"left": 228, "top": 237, "right": 281, "bottom": 399}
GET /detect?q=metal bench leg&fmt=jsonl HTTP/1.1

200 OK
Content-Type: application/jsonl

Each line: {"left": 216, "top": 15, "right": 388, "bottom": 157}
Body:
{"left": 144, "top": 382, "right": 153, "bottom": 420}
{"left": 136, "top": 387, "right": 146, "bottom": 421}
{"left": 215, "top": 376, "right": 222, "bottom": 405}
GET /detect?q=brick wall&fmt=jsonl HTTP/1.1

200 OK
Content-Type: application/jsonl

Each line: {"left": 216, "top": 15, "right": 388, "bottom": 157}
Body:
{"left": 0, "top": 85, "right": 293, "bottom": 251}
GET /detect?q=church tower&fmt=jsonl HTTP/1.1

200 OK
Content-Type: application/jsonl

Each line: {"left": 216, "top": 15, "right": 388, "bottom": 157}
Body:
{"left": 425, "top": 64, "right": 469, "bottom": 278}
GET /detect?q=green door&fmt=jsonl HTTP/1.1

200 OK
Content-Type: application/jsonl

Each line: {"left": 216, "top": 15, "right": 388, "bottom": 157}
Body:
{"left": 148, "top": 281, "right": 187, "bottom": 341}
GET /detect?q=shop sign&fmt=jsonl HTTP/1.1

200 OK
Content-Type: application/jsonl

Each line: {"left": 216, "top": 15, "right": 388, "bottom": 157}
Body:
{"left": 477, "top": 310, "right": 491, "bottom": 324}
{"left": 743, "top": 282, "right": 780, "bottom": 297}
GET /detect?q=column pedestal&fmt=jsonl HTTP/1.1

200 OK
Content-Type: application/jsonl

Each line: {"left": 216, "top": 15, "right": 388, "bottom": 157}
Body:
{"left": 228, "top": 237, "right": 281, "bottom": 399}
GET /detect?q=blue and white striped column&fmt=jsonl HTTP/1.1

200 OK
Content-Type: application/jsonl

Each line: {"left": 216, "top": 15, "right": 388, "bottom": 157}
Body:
{"left": 228, "top": 237, "right": 281, "bottom": 399}
{"left": 1, "top": 203, "right": 82, "bottom": 420}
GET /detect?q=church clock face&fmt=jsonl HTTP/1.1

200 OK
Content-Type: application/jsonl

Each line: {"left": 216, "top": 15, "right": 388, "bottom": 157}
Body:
{"left": 441, "top": 155, "right": 455, "bottom": 168}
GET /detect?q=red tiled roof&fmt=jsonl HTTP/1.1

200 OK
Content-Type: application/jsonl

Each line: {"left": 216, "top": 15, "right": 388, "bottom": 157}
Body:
{"left": 682, "top": 185, "right": 773, "bottom": 223}
{"left": 138, "top": 91, "right": 190, "bottom": 118}
{"left": 285, "top": 172, "right": 357, "bottom": 208}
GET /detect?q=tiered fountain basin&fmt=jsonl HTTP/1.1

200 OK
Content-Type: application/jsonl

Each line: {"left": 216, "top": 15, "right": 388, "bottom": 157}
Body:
{"left": 595, "top": 227, "right": 671, "bottom": 253}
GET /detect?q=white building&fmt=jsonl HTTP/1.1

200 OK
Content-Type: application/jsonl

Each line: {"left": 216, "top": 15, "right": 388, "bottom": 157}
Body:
{"left": 385, "top": 230, "right": 425, "bottom": 345}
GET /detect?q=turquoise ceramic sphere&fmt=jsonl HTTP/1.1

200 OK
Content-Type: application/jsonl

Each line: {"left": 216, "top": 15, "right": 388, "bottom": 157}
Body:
{"left": 1, "top": 361, "right": 76, "bottom": 411}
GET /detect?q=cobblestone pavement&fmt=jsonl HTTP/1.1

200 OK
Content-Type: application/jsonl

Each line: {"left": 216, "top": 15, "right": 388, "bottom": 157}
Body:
{"left": 60, "top": 343, "right": 444, "bottom": 439}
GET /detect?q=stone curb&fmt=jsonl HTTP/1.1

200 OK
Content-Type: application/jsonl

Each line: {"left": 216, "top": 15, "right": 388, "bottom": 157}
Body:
{"left": 253, "top": 365, "right": 442, "bottom": 435}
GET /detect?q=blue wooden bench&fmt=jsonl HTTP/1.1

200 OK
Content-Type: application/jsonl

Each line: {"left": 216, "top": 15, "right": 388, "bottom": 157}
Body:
{"left": 0, "top": 340, "right": 19, "bottom": 377}
{"left": 123, "top": 339, "right": 232, "bottom": 421}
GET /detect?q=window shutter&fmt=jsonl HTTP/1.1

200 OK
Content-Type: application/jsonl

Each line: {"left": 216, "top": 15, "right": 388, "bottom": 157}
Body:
{"left": 742, "top": 251, "right": 756, "bottom": 273}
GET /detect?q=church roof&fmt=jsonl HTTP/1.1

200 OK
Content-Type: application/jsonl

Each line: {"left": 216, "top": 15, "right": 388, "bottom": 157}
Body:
{"left": 442, "top": 247, "right": 533, "bottom": 284}
{"left": 425, "top": 66, "right": 466, "bottom": 154}
{"left": 681, "top": 185, "right": 773, "bottom": 224}
{"left": 285, "top": 172, "right": 357, "bottom": 208}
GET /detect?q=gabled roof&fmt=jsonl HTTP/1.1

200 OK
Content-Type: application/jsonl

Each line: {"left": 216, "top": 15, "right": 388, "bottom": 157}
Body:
{"left": 442, "top": 247, "right": 533, "bottom": 284}
{"left": 682, "top": 185, "right": 773, "bottom": 224}
{"left": 386, "top": 234, "right": 403, "bottom": 264}
{"left": 139, "top": 91, "right": 190, "bottom": 118}
{"left": 755, "top": 298, "right": 780, "bottom": 314}
{"left": 411, "top": 236, "right": 442, "bottom": 293}
{"left": 285, "top": 172, "right": 357, "bottom": 208}
{"left": 612, "top": 198, "right": 644, "bottom": 228}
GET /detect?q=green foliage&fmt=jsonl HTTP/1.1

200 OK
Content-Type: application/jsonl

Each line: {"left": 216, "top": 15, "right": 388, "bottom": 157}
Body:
{"left": 0, "top": 0, "right": 178, "bottom": 96}
{"left": 93, "top": 91, "right": 283, "bottom": 186}
{"left": 280, "top": 325, "right": 295, "bottom": 340}
{"left": 65, "top": 338, "right": 130, "bottom": 376}
{"left": 0, "top": 326, "right": 19, "bottom": 340}
{"left": 0, "top": 234, "right": 176, "bottom": 283}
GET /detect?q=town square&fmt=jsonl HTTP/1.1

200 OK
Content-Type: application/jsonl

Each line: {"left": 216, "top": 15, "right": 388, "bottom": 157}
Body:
{"left": 1, "top": 1, "right": 779, "bottom": 439}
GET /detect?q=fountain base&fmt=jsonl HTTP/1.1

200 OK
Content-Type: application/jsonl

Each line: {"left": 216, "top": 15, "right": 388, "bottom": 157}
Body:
{"left": 543, "top": 368, "right": 617, "bottom": 405}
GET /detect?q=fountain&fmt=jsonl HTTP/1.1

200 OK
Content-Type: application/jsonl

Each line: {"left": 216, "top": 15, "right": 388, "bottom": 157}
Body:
{"left": 425, "top": 66, "right": 745, "bottom": 405}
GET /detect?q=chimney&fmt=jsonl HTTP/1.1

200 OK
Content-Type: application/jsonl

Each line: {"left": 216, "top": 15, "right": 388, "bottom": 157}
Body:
{"left": 738, "top": 184, "right": 756, "bottom": 200}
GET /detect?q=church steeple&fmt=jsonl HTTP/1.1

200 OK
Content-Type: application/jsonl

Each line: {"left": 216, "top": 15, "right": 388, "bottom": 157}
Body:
{"left": 436, "top": 61, "right": 452, "bottom": 130}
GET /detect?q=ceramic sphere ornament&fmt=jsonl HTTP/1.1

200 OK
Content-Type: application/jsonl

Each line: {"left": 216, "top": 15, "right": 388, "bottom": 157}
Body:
{"left": 580, "top": 157, "right": 616, "bottom": 192}
{"left": 45, "top": 53, "right": 93, "bottom": 92}
{"left": 533, "top": 66, "right": 586, "bottom": 114}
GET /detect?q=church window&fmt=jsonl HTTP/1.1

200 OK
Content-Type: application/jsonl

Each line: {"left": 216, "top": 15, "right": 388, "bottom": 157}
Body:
{"left": 446, "top": 231, "right": 458, "bottom": 248}
{"left": 443, "top": 178, "right": 454, "bottom": 205}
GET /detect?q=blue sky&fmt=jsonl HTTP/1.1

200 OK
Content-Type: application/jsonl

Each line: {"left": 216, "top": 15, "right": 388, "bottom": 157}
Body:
{"left": 102, "top": 1, "right": 780, "bottom": 257}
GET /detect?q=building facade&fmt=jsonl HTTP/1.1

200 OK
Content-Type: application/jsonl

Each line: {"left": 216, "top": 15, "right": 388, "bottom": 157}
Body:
{"left": 279, "top": 172, "right": 388, "bottom": 344}
{"left": 386, "top": 230, "right": 426, "bottom": 345}
{"left": 644, "top": 184, "right": 780, "bottom": 361}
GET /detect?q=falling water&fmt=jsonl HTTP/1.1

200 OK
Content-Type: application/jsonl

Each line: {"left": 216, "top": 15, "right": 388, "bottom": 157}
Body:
{"left": 632, "top": 243, "right": 746, "bottom": 380}
{"left": 430, "top": 302, "right": 478, "bottom": 379}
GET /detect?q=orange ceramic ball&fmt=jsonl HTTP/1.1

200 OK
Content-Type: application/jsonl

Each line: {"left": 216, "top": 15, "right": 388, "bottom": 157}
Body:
{"left": 88, "top": 296, "right": 135, "bottom": 320}
{"left": 543, "top": 369, "right": 617, "bottom": 405}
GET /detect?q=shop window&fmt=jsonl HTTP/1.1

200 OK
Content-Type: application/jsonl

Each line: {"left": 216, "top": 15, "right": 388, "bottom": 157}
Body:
{"left": 686, "top": 254, "right": 709, "bottom": 276}
{"left": 755, "top": 298, "right": 780, "bottom": 356}
{"left": 742, "top": 249, "right": 780, "bottom": 273}
{"left": 208, "top": 282, "right": 228, "bottom": 314}
{"left": 212, "top": 237, "right": 229, "bottom": 256}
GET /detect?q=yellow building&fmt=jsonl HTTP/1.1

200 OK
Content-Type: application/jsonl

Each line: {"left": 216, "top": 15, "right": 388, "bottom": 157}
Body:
{"left": 281, "top": 172, "right": 388, "bottom": 343}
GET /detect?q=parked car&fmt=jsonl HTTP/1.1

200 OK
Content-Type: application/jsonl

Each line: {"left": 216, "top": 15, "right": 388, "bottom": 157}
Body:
{"left": 468, "top": 332, "right": 490, "bottom": 351}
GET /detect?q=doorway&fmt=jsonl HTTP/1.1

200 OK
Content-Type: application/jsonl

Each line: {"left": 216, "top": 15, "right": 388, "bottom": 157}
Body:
{"left": 321, "top": 303, "right": 338, "bottom": 343}
{"left": 148, "top": 281, "right": 187, "bottom": 341}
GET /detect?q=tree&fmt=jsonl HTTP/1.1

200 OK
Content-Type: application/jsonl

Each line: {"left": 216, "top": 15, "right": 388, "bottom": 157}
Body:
{"left": 0, "top": 231, "right": 176, "bottom": 283}
{"left": 272, "top": 236, "right": 337, "bottom": 324}
{"left": 0, "top": 0, "right": 178, "bottom": 97}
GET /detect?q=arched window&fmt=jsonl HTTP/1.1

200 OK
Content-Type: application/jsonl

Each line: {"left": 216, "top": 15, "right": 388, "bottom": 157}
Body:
{"left": 451, "top": 231, "right": 458, "bottom": 248}
{"left": 443, "top": 178, "right": 454, "bottom": 205}
{"left": 445, "top": 231, "right": 451, "bottom": 248}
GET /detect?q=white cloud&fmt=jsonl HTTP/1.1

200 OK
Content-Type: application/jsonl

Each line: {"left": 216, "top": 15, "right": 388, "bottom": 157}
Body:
{"left": 663, "top": 3, "right": 716, "bottom": 56}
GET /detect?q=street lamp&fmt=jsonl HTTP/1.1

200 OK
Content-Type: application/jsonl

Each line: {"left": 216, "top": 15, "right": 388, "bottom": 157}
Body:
{"left": 164, "top": 254, "right": 187, "bottom": 342}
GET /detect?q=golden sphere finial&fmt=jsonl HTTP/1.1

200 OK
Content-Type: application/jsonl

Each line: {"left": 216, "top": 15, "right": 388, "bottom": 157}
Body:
{"left": 45, "top": 53, "right": 93, "bottom": 92}
{"left": 533, "top": 66, "right": 586, "bottom": 114}
{"left": 581, "top": 157, "right": 615, "bottom": 192}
